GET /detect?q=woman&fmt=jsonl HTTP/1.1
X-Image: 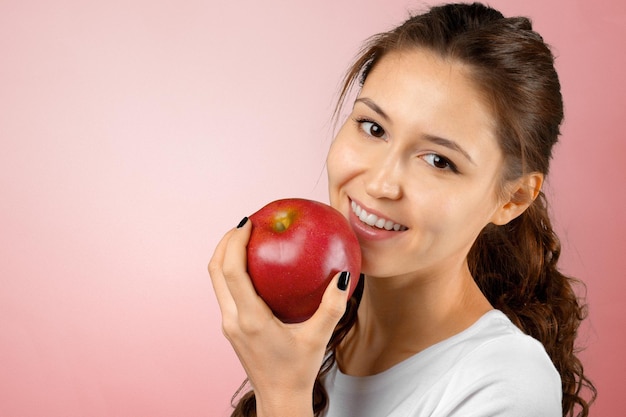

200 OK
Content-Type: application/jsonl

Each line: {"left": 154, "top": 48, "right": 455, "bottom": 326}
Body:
{"left": 209, "top": 3, "right": 596, "bottom": 416}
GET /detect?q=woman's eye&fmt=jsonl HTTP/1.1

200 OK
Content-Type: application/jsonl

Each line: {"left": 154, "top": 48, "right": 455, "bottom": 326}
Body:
{"left": 422, "top": 153, "right": 457, "bottom": 171}
{"left": 359, "top": 120, "right": 386, "bottom": 138}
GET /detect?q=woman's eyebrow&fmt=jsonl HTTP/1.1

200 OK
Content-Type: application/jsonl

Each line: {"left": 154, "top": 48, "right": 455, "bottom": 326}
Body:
{"left": 354, "top": 97, "right": 390, "bottom": 122}
{"left": 424, "top": 134, "right": 476, "bottom": 165}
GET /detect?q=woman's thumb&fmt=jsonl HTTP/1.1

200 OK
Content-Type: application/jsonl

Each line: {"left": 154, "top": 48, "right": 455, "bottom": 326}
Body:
{"left": 308, "top": 271, "right": 352, "bottom": 335}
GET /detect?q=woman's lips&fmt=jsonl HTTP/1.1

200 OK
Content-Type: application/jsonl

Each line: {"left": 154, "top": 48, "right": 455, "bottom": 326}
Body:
{"left": 351, "top": 200, "right": 408, "bottom": 231}
{"left": 349, "top": 199, "right": 408, "bottom": 241}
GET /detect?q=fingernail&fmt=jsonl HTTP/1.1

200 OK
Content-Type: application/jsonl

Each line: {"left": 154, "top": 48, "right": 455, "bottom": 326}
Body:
{"left": 236, "top": 216, "right": 248, "bottom": 228}
{"left": 337, "top": 271, "right": 350, "bottom": 291}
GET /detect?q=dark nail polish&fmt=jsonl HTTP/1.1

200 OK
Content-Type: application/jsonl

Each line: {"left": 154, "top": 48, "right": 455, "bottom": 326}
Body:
{"left": 236, "top": 216, "right": 248, "bottom": 228}
{"left": 337, "top": 271, "right": 350, "bottom": 291}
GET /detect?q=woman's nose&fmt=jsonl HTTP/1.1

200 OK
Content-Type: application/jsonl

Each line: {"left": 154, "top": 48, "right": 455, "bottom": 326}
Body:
{"left": 364, "top": 159, "right": 403, "bottom": 200}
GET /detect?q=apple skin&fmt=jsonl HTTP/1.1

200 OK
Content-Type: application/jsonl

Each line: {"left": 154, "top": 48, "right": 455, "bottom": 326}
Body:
{"left": 247, "top": 198, "right": 361, "bottom": 323}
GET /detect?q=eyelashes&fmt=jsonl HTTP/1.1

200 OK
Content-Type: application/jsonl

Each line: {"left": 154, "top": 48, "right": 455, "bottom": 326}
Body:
{"left": 354, "top": 117, "right": 387, "bottom": 139}
{"left": 351, "top": 116, "right": 460, "bottom": 174}
{"left": 421, "top": 153, "right": 459, "bottom": 173}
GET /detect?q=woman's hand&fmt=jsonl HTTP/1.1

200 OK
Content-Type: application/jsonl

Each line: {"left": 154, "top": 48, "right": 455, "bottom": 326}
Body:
{"left": 208, "top": 217, "right": 352, "bottom": 417}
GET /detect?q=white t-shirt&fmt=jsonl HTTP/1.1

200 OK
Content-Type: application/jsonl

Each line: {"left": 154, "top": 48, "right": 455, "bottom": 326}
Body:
{"left": 322, "top": 309, "right": 561, "bottom": 417}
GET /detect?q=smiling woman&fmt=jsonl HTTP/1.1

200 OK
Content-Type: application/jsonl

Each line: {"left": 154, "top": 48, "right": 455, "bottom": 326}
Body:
{"left": 209, "top": 3, "right": 596, "bottom": 417}
{"left": 1, "top": 0, "right": 622, "bottom": 415}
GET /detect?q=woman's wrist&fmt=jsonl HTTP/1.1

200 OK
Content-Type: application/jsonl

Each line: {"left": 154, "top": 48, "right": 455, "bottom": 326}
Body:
{"left": 255, "top": 389, "right": 315, "bottom": 417}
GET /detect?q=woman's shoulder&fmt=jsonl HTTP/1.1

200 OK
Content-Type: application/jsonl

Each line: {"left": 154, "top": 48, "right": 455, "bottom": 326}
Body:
{"left": 449, "top": 309, "right": 560, "bottom": 381}
{"left": 463, "top": 309, "right": 555, "bottom": 358}
{"left": 428, "top": 309, "right": 563, "bottom": 416}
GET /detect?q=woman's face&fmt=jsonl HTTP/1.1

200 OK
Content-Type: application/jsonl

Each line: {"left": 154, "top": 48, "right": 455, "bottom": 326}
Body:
{"left": 327, "top": 49, "right": 507, "bottom": 279}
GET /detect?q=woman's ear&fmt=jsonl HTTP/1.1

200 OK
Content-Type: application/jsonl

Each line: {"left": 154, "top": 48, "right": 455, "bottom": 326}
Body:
{"left": 491, "top": 172, "right": 544, "bottom": 226}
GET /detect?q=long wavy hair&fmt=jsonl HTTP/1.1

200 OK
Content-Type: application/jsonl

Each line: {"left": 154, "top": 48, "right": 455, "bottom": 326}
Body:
{"left": 230, "top": 3, "right": 596, "bottom": 416}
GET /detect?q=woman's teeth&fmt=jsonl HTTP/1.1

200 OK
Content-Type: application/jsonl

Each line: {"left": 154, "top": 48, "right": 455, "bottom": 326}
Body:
{"left": 351, "top": 201, "right": 408, "bottom": 231}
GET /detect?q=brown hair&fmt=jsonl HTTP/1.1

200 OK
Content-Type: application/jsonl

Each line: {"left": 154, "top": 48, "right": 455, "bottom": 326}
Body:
{"left": 230, "top": 3, "right": 596, "bottom": 416}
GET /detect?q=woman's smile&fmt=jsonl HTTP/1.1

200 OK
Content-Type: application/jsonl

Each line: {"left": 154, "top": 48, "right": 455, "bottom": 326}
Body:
{"left": 349, "top": 198, "right": 408, "bottom": 241}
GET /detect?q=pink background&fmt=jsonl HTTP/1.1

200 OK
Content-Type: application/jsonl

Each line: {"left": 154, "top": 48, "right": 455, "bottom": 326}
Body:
{"left": 0, "top": 0, "right": 623, "bottom": 415}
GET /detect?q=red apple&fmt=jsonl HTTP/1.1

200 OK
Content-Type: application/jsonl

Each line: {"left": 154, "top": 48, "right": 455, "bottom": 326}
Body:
{"left": 247, "top": 198, "right": 361, "bottom": 323}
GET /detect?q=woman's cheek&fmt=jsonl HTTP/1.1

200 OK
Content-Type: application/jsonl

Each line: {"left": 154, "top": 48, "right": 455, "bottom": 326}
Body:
{"left": 327, "top": 137, "right": 353, "bottom": 181}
